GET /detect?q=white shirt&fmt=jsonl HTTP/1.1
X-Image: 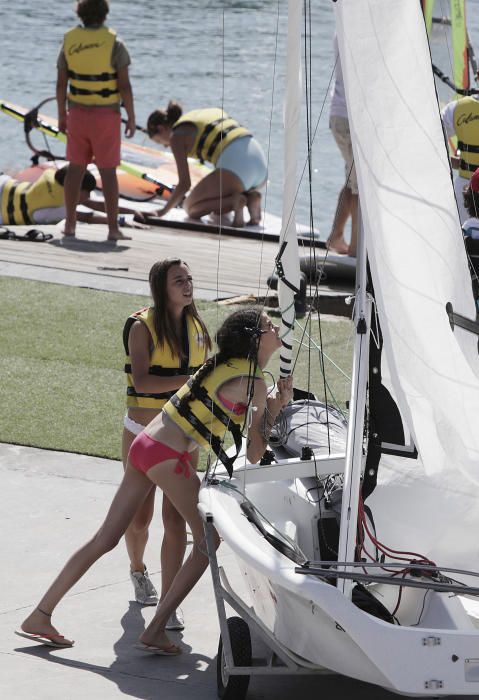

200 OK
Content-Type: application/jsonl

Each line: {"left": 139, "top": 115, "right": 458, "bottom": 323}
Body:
{"left": 329, "top": 36, "right": 348, "bottom": 120}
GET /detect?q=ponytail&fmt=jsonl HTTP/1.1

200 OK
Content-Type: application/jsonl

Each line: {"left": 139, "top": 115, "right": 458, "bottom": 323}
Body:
{"left": 178, "top": 307, "right": 263, "bottom": 411}
{"left": 147, "top": 100, "right": 183, "bottom": 138}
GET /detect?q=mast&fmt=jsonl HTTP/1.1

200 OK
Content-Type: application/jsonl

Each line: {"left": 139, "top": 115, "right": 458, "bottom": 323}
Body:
{"left": 336, "top": 209, "right": 372, "bottom": 598}
{"left": 277, "top": 0, "right": 301, "bottom": 378}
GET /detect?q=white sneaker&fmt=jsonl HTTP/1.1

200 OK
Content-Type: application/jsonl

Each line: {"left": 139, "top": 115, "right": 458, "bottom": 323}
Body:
{"left": 130, "top": 567, "right": 158, "bottom": 606}
{"left": 165, "top": 608, "right": 185, "bottom": 631}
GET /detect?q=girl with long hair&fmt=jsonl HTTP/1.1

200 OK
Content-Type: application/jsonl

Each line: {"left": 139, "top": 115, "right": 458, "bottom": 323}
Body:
{"left": 122, "top": 258, "right": 210, "bottom": 633}
{"left": 17, "top": 307, "right": 292, "bottom": 654}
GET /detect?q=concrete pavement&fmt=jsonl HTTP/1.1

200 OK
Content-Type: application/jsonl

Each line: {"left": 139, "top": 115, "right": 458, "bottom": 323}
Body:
{"left": 0, "top": 442, "right": 416, "bottom": 700}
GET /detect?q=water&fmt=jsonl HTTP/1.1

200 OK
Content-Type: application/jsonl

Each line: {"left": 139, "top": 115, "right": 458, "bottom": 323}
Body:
{"left": 1, "top": 0, "right": 479, "bottom": 235}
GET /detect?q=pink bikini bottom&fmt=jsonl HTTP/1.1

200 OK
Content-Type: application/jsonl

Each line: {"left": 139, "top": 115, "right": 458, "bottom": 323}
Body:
{"left": 129, "top": 431, "right": 192, "bottom": 477}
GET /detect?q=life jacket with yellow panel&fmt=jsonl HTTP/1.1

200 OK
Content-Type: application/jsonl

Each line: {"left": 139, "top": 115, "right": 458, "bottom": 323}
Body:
{"left": 63, "top": 26, "right": 119, "bottom": 107}
{"left": 173, "top": 108, "right": 250, "bottom": 165}
{"left": 163, "top": 357, "right": 264, "bottom": 476}
{"left": 1, "top": 169, "right": 65, "bottom": 225}
{"left": 454, "top": 97, "right": 479, "bottom": 179}
{"left": 123, "top": 307, "right": 207, "bottom": 409}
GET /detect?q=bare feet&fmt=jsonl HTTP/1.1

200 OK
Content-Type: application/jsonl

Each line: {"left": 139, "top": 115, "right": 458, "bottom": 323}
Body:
{"left": 246, "top": 190, "right": 262, "bottom": 226}
{"left": 138, "top": 629, "right": 181, "bottom": 655}
{"left": 107, "top": 229, "right": 132, "bottom": 241}
{"left": 61, "top": 232, "right": 76, "bottom": 238}
{"left": 18, "top": 608, "right": 74, "bottom": 647}
{"left": 232, "top": 193, "right": 247, "bottom": 228}
{"left": 327, "top": 236, "right": 349, "bottom": 255}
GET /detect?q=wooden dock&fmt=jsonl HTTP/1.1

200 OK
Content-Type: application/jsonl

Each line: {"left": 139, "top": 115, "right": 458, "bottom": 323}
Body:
{"left": 0, "top": 221, "right": 354, "bottom": 316}
{"left": 0, "top": 221, "right": 279, "bottom": 300}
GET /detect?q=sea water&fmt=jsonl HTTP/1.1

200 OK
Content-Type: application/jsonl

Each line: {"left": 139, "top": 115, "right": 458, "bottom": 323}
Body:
{"left": 0, "top": 0, "right": 478, "bottom": 235}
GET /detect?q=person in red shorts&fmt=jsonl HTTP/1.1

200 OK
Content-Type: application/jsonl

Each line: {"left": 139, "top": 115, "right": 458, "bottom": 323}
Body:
{"left": 56, "top": 0, "right": 135, "bottom": 241}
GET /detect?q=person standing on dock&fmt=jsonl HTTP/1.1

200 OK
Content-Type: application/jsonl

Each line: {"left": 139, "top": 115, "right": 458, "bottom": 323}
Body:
{"left": 122, "top": 259, "right": 210, "bottom": 630}
{"left": 56, "top": 0, "right": 135, "bottom": 241}
{"left": 146, "top": 102, "right": 268, "bottom": 228}
{"left": 327, "top": 36, "right": 358, "bottom": 257}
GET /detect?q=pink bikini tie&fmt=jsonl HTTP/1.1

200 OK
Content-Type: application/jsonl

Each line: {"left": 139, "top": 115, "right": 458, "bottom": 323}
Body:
{"left": 174, "top": 451, "right": 192, "bottom": 478}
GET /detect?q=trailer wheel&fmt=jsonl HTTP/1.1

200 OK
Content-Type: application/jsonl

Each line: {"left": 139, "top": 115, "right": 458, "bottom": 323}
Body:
{"left": 217, "top": 616, "right": 252, "bottom": 700}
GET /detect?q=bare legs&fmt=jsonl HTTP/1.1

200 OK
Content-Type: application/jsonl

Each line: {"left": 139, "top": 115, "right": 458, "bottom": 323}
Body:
{"left": 184, "top": 169, "right": 249, "bottom": 227}
{"left": 62, "top": 164, "right": 131, "bottom": 241}
{"left": 246, "top": 190, "right": 262, "bottom": 225}
{"left": 20, "top": 466, "right": 153, "bottom": 644}
{"left": 122, "top": 428, "right": 155, "bottom": 573}
{"left": 20, "top": 453, "right": 217, "bottom": 651}
{"left": 159, "top": 449, "right": 198, "bottom": 602}
{"left": 122, "top": 428, "right": 197, "bottom": 608}
{"left": 139, "top": 460, "right": 220, "bottom": 650}
{"left": 99, "top": 167, "right": 131, "bottom": 241}
{"left": 327, "top": 185, "right": 358, "bottom": 257}
{"left": 63, "top": 163, "right": 86, "bottom": 236}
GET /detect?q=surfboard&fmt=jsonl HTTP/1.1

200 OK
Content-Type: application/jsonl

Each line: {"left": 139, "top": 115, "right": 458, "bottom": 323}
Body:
{"left": 4, "top": 99, "right": 329, "bottom": 245}
{"left": 0, "top": 99, "right": 210, "bottom": 201}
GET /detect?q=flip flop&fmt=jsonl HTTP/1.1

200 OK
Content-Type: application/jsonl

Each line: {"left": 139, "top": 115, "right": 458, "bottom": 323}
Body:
{"left": 0, "top": 228, "right": 53, "bottom": 242}
{"left": 23, "top": 229, "right": 54, "bottom": 242}
{"left": 14, "top": 630, "right": 74, "bottom": 648}
{"left": 134, "top": 641, "right": 181, "bottom": 656}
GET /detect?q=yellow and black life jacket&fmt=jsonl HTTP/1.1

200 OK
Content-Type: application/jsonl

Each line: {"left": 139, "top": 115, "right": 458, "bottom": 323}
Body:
{"left": 454, "top": 97, "right": 479, "bottom": 179}
{"left": 163, "top": 357, "right": 264, "bottom": 476}
{"left": 1, "top": 169, "right": 64, "bottom": 225}
{"left": 64, "top": 26, "right": 119, "bottom": 107}
{"left": 123, "top": 307, "right": 207, "bottom": 409}
{"left": 173, "top": 108, "right": 250, "bottom": 165}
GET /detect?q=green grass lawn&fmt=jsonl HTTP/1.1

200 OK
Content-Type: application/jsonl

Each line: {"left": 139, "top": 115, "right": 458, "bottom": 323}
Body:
{"left": 0, "top": 277, "right": 353, "bottom": 467}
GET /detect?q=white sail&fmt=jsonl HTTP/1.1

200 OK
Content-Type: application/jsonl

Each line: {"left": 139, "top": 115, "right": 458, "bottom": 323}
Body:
{"left": 335, "top": 0, "right": 479, "bottom": 570}
{"left": 277, "top": 0, "right": 302, "bottom": 377}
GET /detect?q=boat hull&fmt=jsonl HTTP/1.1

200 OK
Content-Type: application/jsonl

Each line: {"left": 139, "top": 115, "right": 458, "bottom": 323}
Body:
{"left": 200, "top": 474, "right": 479, "bottom": 695}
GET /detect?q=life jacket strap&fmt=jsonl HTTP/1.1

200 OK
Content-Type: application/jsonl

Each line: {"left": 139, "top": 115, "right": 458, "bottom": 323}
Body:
{"left": 196, "top": 118, "right": 226, "bottom": 162}
{"left": 69, "top": 85, "right": 119, "bottom": 98}
{"left": 206, "top": 124, "right": 245, "bottom": 161}
{"left": 126, "top": 387, "right": 174, "bottom": 401}
{"left": 124, "top": 363, "right": 202, "bottom": 376}
{"left": 459, "top": 159, "right": 479, "bottom": 173}
{"left": 457, "top": 140, "right": 479, "bottom": 154}
{"left": 170, "top": 387, "right": 243, "bottom": 478}
{"left": 68, "top": 69, "right": 117, "bottom": 82}
{"left": 6, "top": 184, "right": 32, "bottom": 225}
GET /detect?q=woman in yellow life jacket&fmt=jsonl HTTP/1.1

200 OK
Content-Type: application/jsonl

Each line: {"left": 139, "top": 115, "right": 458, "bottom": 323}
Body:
{"left": 17, "top": 307, "right": 293, "bottom": 653}
{"left": 146, "top": 102, "right": 268, "bottom": 228}
{"left": 122, "top": 258, "right": 210, "bottom": 630}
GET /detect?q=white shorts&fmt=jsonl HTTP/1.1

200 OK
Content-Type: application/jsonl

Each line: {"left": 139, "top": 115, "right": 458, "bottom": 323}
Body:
{"left": 216, "top": 136, "right": 267, "bottom": 192}
{"left": 329, "top": 115, "right": 358, "bottom": 195}
{"left": 123, "top": 414, "right": 145, "bottom": 436}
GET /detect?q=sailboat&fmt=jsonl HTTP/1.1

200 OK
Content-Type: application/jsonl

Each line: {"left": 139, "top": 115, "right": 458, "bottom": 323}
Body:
{"left": 198, "top": 0, "right": 479, "bottom": 696}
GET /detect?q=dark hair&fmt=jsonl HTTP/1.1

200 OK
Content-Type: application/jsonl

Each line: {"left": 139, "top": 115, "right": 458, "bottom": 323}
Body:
{"left": 147, "top": 101, "right": 183, "bottom": 138}
{"left": 149, "top": 258, "right": 211, "bottom": 359}
{"left": 179, "top": 306, "right": 263, "bottom": 411}
{"left": 54, "top": 166, "right": 96, "bottom": 193}
{"left": 77, "top": 0, "right": 109, "bottom": 26}
{"left": 463, "top": 183, "right": 479, "bottom": 219}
